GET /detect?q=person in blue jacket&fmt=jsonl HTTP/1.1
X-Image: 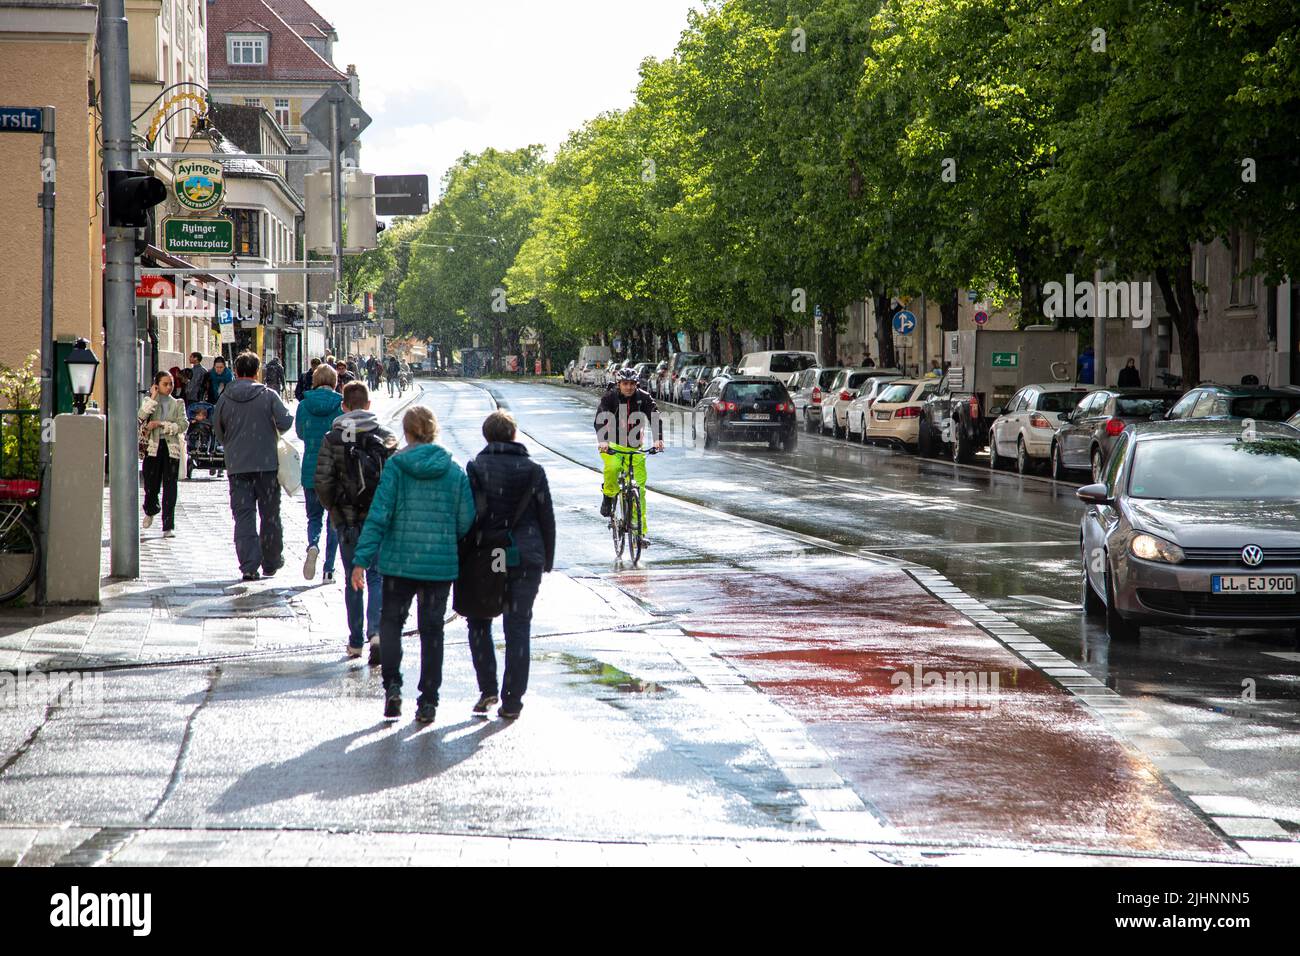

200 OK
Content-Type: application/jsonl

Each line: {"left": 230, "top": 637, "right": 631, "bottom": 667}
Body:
{"left": 352, "top": 405, "right": 475, "bottom": 724}
{"left": 295, "top": 363, "right": 343, "bottom": 582}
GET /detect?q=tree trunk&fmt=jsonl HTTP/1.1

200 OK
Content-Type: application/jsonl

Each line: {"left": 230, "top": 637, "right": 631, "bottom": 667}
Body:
{"left": 728, "top": 327, "right": 743, "bottom": 364}
{"left": 940, "top": 288, "right": 959, "bottom": 332}
{"left": 772, "top": 313, "right": 785, "bottom": 350}
{"left": 1155, "top": 257, "right": 1200, "bottom": 386}
{"left": 875, "top": 293, "right": 898, "bottom": 369}
{"left": 821, "top": 305, "right": 839, "bottom": 365}
{"left": 688, "top": 330, "right": 700, "bottom": 352}
{"left": 661, "top": 328, "right": 675, "bottom": 356}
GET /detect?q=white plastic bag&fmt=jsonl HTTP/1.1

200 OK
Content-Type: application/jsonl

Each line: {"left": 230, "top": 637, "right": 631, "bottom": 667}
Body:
{"left": 278, "top": 436, "right": 302, "bottom": 497}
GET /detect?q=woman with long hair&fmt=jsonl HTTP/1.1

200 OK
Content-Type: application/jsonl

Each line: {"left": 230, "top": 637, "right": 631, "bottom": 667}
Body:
{"left": 137, "top": 370, "right": 188, "bottom": 536}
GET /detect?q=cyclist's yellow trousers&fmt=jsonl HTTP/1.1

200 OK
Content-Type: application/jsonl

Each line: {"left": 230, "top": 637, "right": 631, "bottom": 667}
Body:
{"left": 601, "top": 444, "right": 648, "bottom": 534}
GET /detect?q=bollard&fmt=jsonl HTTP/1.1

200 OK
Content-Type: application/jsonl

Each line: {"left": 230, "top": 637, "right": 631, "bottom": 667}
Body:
{"left": 45, "top": 413, "right": 105, "bottom": 604}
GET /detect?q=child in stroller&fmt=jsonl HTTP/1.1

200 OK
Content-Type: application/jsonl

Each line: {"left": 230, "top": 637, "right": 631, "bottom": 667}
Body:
{"left": 184, "top": 402, "right": 225, "bottom": 479}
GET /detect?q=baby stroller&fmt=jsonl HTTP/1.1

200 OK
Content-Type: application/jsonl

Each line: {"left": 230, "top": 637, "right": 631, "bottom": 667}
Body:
{"left": 184, "top": 402, "right": 225, "bottom": 479}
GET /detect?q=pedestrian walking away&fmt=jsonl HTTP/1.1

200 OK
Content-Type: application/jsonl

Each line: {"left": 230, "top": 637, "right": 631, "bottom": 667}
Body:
{"left": 214, "top": 351, "right": 294, "bottom": 581}
{"left": 463, "top": 410, "right": 556, "bottom": 720}
{"left": 315, "top": 381, "right": 398, "bottom": 663}
{"left": 351, "top": 406, "right": 475, "bottom": 724}
{"left": 184, "top": 351, "right": 209, "bottom": 406}
{"left": 138, "top": 370, "right": 188, "bottom": 536}
{"left": 264, "top": 355, "right": 286, "bottom": 396}
{"left": 296, "top": 357, "right": 321, "bottom": 402}
{"left": 385, "top": 355, "right": 400, "bottom": 397}
{"left": 296, "top": 363, "right": 343, "bottom": 584}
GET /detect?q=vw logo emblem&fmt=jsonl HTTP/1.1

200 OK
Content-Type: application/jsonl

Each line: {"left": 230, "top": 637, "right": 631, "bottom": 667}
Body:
{"left": 1241, "top": 545, "right": 1264, "bottom": 567}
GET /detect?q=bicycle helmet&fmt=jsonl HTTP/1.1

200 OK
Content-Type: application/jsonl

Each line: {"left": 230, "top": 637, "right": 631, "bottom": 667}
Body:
{"left": 617, "top": 367, "right": 639, "bottom": 382}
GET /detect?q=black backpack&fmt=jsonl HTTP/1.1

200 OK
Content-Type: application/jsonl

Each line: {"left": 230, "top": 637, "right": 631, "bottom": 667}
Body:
{"left": 339, "top": 432, "right": 388, "bottom": 514}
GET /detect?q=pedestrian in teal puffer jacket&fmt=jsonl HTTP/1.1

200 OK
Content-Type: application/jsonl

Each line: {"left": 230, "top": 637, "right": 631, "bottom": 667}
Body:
{"left": 295, "top": 364, "right": 343, "bottom": 583}
{"left": 352, "top": 405, "right": 475, "bottom": 725}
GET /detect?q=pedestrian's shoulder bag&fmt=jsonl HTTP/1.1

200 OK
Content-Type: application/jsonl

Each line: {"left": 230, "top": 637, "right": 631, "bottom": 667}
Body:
{"left": 452, "top": 465, "right": 538, "bottom": 620}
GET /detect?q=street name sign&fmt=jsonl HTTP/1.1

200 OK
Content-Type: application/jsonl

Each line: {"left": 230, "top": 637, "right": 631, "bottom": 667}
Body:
{"left": 163, "top": 217, "right": 234, "bottom": 256}
{"left": 0, "top": 106, "right": 43, "bottom": 133}
{"left": 991, "top": 351, "right": 1019, "bottom": 368}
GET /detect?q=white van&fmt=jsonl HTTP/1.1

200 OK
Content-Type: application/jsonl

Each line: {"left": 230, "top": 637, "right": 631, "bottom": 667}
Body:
{"left": 737, "top": 350, "right": 819, "bottom": 386}
{"left": 578, "top": 345, "right": 613, "bottom": 366}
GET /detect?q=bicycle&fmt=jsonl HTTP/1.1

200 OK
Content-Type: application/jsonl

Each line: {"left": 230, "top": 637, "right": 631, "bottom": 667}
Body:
{"left": 607, "top": 447, "right": 658, "bottom": 566}
{"left": 0, "top": 478, "right": 41, "bottom": 603}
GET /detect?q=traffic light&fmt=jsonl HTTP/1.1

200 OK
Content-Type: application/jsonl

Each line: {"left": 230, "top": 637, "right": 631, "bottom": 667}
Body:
{"left": 107, "top": 170, "right": 166, "bottom": 228}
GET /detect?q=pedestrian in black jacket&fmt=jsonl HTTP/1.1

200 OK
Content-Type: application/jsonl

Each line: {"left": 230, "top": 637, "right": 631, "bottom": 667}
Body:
{"left": 296, "top": 357, "right": 321, "bottom": 402}
{"left": 315, "top": 381, "right": 398, "bottom": 662}
{"left": 465, "top": 410, "right": 556, "bottom": 720}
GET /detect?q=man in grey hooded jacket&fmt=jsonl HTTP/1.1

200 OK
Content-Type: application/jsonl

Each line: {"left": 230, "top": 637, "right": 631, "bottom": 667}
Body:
{"left": 214, "top": 351, "right": 294, "bottom": 581}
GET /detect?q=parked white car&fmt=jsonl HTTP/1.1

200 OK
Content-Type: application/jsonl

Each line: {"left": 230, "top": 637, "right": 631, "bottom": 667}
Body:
{"left": 820, "top": 368, "right": 903, "bottom": 438}
{"left": 736, "top": 350, "right": 820, "bottom": 387}
{"left": 790, "top": 366, "right": 843, "bottom": 432}
{"left": 845, "top": 374, "right": 905, "bottom": 440}
{"left": 988, "top": 382, "right": 1097, "bottom": 474}
{"left": 578, "top": 360, "right": 606, "bottom": 386}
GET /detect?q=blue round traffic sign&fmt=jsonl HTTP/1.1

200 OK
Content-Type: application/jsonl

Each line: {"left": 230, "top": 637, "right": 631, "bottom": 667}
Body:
{"left": 893, "top": 310, "right": 916, "bottom": 335}
{"left": 973, "top": 310, "right": 989, "bottom": 326}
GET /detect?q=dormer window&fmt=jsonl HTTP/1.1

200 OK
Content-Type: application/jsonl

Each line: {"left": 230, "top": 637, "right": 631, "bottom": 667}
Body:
{"left": 228, "top": 33, "right": 267, "bottom": 66}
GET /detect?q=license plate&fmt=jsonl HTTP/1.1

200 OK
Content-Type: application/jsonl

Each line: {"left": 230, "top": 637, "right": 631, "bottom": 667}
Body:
{"left": 1212, "top": 575, "right": 1297, "bottom": 594}
{"left": 742, "top": 413, "right": 770, "bottom": 421}
{"left": 874, "top": 411, "right": 892, "bottom": 420}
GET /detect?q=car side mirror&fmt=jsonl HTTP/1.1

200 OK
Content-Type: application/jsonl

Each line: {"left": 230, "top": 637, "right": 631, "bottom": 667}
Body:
{"left": 1058, "top": 411, "right": 1072, "bottom": 422}
{"left": 1075, "top": 482, "right": 1112, "bottom": 506}
{"left": 989, "top": 406, "right": 1004, "bottom": 417}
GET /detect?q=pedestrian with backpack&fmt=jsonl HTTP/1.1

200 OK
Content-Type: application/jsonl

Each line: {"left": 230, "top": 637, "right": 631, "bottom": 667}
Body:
{"left": 457, "top": 410, "right": 555, "bottom": 720}
{"left": 315, "top": 382, "right": 397, "bottom": 663}
{"left": 351, "top": 406, "right": 475, "bottom": 724}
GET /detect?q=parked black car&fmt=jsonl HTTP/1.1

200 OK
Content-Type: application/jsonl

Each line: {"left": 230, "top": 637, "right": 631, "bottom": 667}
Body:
{"left": 693, "top": 376, "right": 797, "bottom": 452}
{"left": 1051, "top": 388, "right": 1183, "bottom": 482}
{"left": 1164, "top": 384, "right": 1300, "bottom": 423}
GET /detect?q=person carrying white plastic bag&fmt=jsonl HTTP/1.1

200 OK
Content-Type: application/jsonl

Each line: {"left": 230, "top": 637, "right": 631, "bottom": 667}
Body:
{"left": 214, "top": 351, "right": 294, "bottom": 581}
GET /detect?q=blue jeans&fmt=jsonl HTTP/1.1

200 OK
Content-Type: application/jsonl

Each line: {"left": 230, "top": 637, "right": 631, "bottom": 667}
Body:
{"left": 380, "top": 577, "right": 451, "bottom": 707}
{"left": 337, "top": 524, "right": 382, "bottom": 646}
{"left": 304, "top": 487, "right": 337, "bottom": 574}
{"left": 467, "top": 568, "right": 542, "bottom": 709}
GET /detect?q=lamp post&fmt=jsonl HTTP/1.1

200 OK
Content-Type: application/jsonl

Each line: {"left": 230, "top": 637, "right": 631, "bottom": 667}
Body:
{"left": 65, "top": 338, "right": 100, "bottom": 414}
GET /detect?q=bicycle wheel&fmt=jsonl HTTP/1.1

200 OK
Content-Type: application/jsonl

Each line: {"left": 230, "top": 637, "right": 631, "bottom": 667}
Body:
{"left": 0, "top": 507, "right": 40, "bottom": 603}
{"left": 611, "top": 483, "right": 626, "bottom": 562}
{"left": 625, "top": 487, "right": 642, "bottom": 566}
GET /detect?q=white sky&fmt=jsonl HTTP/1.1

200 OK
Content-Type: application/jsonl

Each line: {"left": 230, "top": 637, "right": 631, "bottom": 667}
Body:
{"left": 311, "top": 0, "right": 704, "bottom": 197}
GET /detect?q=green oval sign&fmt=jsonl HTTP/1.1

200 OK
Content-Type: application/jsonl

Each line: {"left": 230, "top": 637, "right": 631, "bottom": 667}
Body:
{"left": 174, "top": 158, "right": 224, "bottom": 212}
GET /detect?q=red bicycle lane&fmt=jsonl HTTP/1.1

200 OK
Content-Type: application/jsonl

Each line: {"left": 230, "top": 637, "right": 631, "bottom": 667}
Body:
{"left": 615, "top": 564, "right": 1234, "bottom": 856}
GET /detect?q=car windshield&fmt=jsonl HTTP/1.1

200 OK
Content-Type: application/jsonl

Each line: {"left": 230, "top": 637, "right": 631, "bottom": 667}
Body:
{"left": 877, "top": 383, "right": 917, "bottom": 403}
{"left": 1129, "top": 436, "right": 1300, "bottom": 500}
{"left": 726, "top": 382, "right": 788, "bottom": 403}
{"left": 770, "top": 353, "right": 817, "bottom": 373}
{"left": 1115, "top": 395, "right": 1177, "bottom": 417}
{"left": 1229, "top": 395, "right": 1300, "bottom": 421}
{"left": 1038, "top": 391, "right": 1088, "bottom": 413}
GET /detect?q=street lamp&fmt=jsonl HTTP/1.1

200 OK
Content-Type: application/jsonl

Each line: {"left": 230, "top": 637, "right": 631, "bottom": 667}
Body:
{"left": 65, "top": 337, "right": 100, "bottom": 414}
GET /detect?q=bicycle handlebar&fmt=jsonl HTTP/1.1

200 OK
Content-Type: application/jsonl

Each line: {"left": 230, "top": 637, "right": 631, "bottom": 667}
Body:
{"left": 604, "top": 446, "right": 659, "bottom": 455}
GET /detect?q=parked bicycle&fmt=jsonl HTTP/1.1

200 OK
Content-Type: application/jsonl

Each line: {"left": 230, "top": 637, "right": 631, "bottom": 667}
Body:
{"left": 0, "top": 478, "right": 40, "bottom": 603}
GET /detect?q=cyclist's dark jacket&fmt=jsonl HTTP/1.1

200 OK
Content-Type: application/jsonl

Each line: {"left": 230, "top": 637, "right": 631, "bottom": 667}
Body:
{"left": 594, "top": 387, "right": 662, "bottom": 446}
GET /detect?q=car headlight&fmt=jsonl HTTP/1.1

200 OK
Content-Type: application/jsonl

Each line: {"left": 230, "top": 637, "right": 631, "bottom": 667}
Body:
{"left": 1130, "top": 533, "right": 1185, "bottom": 564}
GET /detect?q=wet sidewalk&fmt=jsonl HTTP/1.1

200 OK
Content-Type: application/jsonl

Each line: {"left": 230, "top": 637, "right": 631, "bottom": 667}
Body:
{"left": 0, "top": 386, "right": 425, "bottom": 672}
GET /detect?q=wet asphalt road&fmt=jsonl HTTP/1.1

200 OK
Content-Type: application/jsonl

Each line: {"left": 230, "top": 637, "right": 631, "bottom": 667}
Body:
{"left": 0, "top": 377, "right": 1295, "bottom": 863}
{"left": 488, "top": 380, "right": 1300, "bottom": 840}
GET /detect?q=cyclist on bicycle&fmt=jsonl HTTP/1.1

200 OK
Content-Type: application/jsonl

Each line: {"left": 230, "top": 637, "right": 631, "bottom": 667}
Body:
{"left": 595, "top": 367, "right": 663, "bottom": 542}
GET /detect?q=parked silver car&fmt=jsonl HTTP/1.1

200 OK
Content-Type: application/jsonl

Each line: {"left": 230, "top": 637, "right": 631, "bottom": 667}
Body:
{"left": 1078, "top": 420, "right": 1300, "bottom": 641}
{"left": 790, "top": 366, "right": 843, "bottom": 432}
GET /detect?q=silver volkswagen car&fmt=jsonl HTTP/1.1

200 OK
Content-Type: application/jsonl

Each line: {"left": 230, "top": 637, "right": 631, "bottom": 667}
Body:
{"left": 1078, "top": 420, "right": 1300, "bottom": 641}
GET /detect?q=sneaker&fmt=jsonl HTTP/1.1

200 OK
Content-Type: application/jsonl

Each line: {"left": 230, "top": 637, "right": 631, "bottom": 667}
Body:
{"left": 321, "top": 571, "right": 335, "bottom": 584}
{"left": 599, "top": 495, "right": 614, "bottom": 518}
{"left": 415, "top": 701, "right": 436, "bottom": 725}
{"left": 142, "top": 514, "right": 154, "bottom": 529}
{"left": 241, "top": 570, "right": 261, "bottom": 582}
{"left": 497, "top": 703, "right": 522, "bottom": 720}
{"left": 472, "top": 693, "right": 499, "bottom": 715}
{"left": 162, "top": 529, "right": 175, "bottom": 538}
{"left": 383, "top": 688, "right": 401, "bottom": 719}
{"left": 367, "top": 635, "right": 381, "bottom": 667}
{"left": 346, "top": 643, "right": 363, "bottom": 658}
{"left": 303, "top": 545, "right": 319, "bottom": 580}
